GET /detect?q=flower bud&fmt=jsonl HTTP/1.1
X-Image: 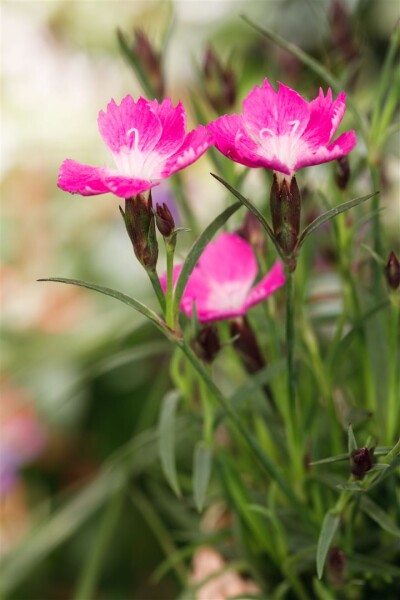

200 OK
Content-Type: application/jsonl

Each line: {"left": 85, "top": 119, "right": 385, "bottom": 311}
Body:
{"left": 192, "top": 325, "right": 221, "bottom": 363}
{"left": 120, "top": 192, "right": 158, "bottom": 271}
{"left": 327, "top": 546, "right": 346, "bottom": 587}
{"left": 155, "top": 202, "right": 175, "bottom": 238}
{"left": 230, "top": 317, "right": 265, "bottom": 374}
{"left": 270, "top": 173, "right": 301, "bottom": 258}
{"left": 236, "top": 211, "right": 264, "bottom": 253}
{"left": 132, "top": 29, "right": 165, "bottom": 99}
{"left": 384, "top": 251, "right": 400, "bottom": 290}
{"left": 336, "top": 156, "right": 350, "bottom": 190}
{"left": 350, "top": 447, "right": 373, "bottom": 480}
{"left": 203, "top": 45, "right": 236, "bottom": 114}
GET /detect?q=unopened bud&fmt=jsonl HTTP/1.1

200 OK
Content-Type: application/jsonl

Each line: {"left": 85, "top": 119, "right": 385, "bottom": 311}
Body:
{"left": 236, "top": 211, "right": 264, "bottom": 253}
{"left": 384, "top": 251, "right": 400, "bottom": 290}
{"left": 203, "top": 45, "right": 236, "bottom": 113}
{"left": 327, "top": 546, "right": 346, "bottom": 587}
{"left": 336, "top": 156, "right": 350, "bottom": 190}
{"left": 192, "top": 325, "right": 221, "bottom": 363}
{"left": 270, "top": 173, "right": 301, "bottom": 259}
{"left": 155, "top": 202, "right": 175, "bottom": 238}
{"left": 350, "top": 447, "right": 373, "bottom": 479}
{"left": 128, "top": 28, "right": 165, "bottom": 99}
{"left": 120, "top": 192, "right": 158, "bottom": 271}
{"left": 230, "top": 317, "right": 265, "bottom": 374}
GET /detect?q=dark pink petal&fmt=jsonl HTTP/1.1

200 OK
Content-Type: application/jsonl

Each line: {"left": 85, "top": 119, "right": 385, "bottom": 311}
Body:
{"left": 243, "top": 79, "right": 309, "bottom": 139}
{"left": 98, "top": 96, "right": 162, "bottom": 154}
{"left": 302, "top": 89, "right": 347, "bottom": 148}
{"left": 207, "top": 114, "right": 261, "bottom": 167}
{"left": 149, "top": 98, "right": 186, "bottom": 156}
{"left": 294, "top": 130, "right": 357, "bottom": 170}
{"left": 161, "top": 125, "right": 212, "bottom": 177}
{"left": 245, "top": 261, "right": 286, "bottom": 311}
{"left": 101, "top": 173, "right": 158, "bottom": 198}
{"left": 58, "top": 159, "right": 110, "bottom": 196}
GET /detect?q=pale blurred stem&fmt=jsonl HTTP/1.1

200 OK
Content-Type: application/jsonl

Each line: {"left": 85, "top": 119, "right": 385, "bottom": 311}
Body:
{"left": 285, "top": 271, "right": 303, "bottom": 484}
{"left": 387, "top": 298, "right": 400, "bottom": 442}
{"left": 73, "top": 488, "right": 124, "bottom": 600}
{"left": 147, "top": 269, "right": 166, "bottom": 314}
{"left": 164, "top": 238, "right": 175, "bottom": 329}
{"left": 170, "top": 173, "right": 199, "bottom": 236}
{"left": 369, "top": 161, "right": 382, "bottom": 295}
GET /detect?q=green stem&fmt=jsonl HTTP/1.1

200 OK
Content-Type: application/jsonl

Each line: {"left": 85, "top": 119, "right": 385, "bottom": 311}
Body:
{"left": 147, "top": 269, "right": 166, "bottom": 314}
{"left": 73, "top": 489, "right": 124, "bottom": 600}
{"left": 387, "top": 298, "right": 400, "bottom": 442}
{"left": 178, "top": 340, "right": 303, "bottom": 512}
{"left": 285, "top": 272, "right": 303, "bottom": 483}
{"left": 164, "top": 238, "right": 175, "bottom": 329}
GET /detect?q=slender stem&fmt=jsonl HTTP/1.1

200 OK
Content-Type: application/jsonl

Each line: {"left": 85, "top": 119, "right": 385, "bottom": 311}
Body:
{"left": 147, "top": 269, "right": 166, "bottom": 314}
{"left": 73, "top": 489, "right": 124, "bottom": 600}
{"left": 285, "top": 271, "right": 303, "bottom": 483}
{"left": 164, "top": 238, "right": 175, "bottom": 329}
{"left": 387, "top": 298, "right": 400, "bottom": 442}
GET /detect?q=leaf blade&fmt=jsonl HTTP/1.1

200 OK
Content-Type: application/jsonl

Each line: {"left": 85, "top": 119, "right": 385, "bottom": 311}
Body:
{"left": 193, "top": 442, "right": 213, "bottom": 512}
{"left": 316, "top": 512, "right": 340, "bottom": 579}
{"left": 158, "top": 390, "right": 181, "bottom": 497}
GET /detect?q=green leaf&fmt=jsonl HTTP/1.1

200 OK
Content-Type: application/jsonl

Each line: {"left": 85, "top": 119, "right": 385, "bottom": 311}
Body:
{"left": 368, "top": 452, "right": 400, "bottom": 489}
{"left": 347, "top": 552, "right": 400, "bottom": 579}
{"left": 193, "top": 442, "right": 213, "bottom": 512}
{"left": 316, "top": 512, "right": 340, "bottom": 579}
{"left": 360, "top": 495, "right": 400, "bottom": 538}
{"left": 211, "top": 173, "right": 285, "bottom": 260}
{"left": 38, "top": 278, "right": 171, "bottom": 338}
{"left": 336, "top": 482, "right": 364, "bottom": 492}
{"left": 173, "top": 201, "right": 242, "bottom": 314}
{"left": 158, "top": 390, "right": 181, "bottom": 497}
{"left": 347, "top": 424, "right": 358, "bottom": 455}
{"left": 297, "top": 193, "right": 377, "bottom": 250}
{"left": 240, "top": 15, "right": 367, "bottom": 137}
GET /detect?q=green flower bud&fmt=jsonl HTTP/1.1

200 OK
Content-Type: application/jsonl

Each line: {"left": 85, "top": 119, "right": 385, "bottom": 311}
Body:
{"left": 120, "top": 192, "right": 158, "bottom": 272}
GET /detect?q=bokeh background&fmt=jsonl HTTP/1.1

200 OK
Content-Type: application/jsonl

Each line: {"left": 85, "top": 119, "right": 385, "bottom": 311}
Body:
{"left": 1, "top": 1, "right": 399, "bottom": 598}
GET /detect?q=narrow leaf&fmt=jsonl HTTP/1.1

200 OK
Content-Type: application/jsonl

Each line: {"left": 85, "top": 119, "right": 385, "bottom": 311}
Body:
{"left": 193, "top": 443, "right": 212, "bottom": 512}
{"left": 38, "top": 278, "right": 170, "bottom": 337}
{"left": 347, "top": 424, "right": 358, "bottom": 455}
{"left": 173, "top": 202, "right": 242, "bottom": 313}
{"left": 211, "top": 173, "right": 285, "bottom": 260}
{"left": 360, "top": 495, "right": 400, "bottom": 538}
{"left": 158, "top": 390, "right": 181, "bottom": 497}
{"left": 297, "top": 193, "right": 377, "bottom": 250}
{"left": 316, "top": 512, "right": 340, "bottom": 579}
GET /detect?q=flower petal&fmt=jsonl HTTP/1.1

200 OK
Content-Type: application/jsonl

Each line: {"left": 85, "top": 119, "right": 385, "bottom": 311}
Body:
{"left": 149, "top": 98, "right": 186, "bottom": 156}
{"left": 235, "top": 132, "right": 293, "bottom": 174}
{"left": 207, "top": 114, "right": 261, "bottom": 167}
{"left": 243, "top": 79, "right": 309, "bottom": 139}
{"left": 101, "top": 173, "right": 158, "bottom": 198}
{"left": 245, "top": 261, "right": 286, "bottom": 311}
{"left": 58, "top": 159, "right": 110, "bottom": 196}
{"left": 98, "top": 96, "right": 162, "bottom": 154}
{"left": 302, "top": 89, "right": 347, "bottom": 148}
{"left": 294, "top": 130, "right": 357, "bottom": 170}
{"left": 161, "top": 125, "right": 212, "bottom": 177}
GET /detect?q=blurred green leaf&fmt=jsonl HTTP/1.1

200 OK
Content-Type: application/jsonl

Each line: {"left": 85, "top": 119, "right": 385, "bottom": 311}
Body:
{"left": 347, "top": 552, "right": 400, "bottom": 579}
{"left": 173, "top": 202, "right": 242, "bottom": 314}
{"left": 117, "top": 28, "right": 156, "bottom": 98}
{"left": 193, "top": 442, "right": 213, "bottom": 512}
{"left": 360, "top": 495, "right": 400, "bottom": 538}
{"left": 347, "top": 424, "right": 358, "bottom": 454}
{"left": 316, "top": 512, "right": 340, "bottom": 579}
{"left": 158, "top": 390, "right": 181, "bottom": 497}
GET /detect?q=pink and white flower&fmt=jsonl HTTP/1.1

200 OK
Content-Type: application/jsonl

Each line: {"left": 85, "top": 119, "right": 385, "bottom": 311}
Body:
{"left": 161, "top": 232, "right": 285, "bottom": 322}
{"left": 58, "top": 96, "right": 212, "bottom": 199}
{"left": 207, "top": 78, "right": 356, "bottom": 177}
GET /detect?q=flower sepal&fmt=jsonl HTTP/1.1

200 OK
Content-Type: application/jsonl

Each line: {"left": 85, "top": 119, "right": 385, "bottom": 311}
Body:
{"left": 120, "top": 191, "right": 159, "bottom": 272}
{"left": 270, "top": 173, "right": 301, "bottom": 260}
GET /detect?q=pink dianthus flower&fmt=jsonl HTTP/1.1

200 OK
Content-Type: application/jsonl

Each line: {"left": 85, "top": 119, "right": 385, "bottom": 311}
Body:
{"left": 207, "top": 77, "right": 356, "bottom": 177}
{"left": 161, "top": 232, "right": 285, "bottom": 322}
{"left": 58, "top": 96, "right": 212, "bottom": 199}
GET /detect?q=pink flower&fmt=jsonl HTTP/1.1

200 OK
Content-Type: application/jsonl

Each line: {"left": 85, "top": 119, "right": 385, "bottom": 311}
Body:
{"left": 161, "top": 232, "right": 285, "bottom": 322}
{"left": 207, "top": 78, "right": 356, "bottom": 177}
{"left": 58, "top": 96, "right": 212, "bottom": 199}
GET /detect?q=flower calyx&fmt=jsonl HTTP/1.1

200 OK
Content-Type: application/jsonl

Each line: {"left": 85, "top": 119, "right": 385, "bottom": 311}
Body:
{"left": 120, "top": 191, "right": 158, "bottom": 272}
{"left": 384, "top": 251, "right": 400, "bottom": 291}
{"left": 270, "top": 173, "right": 301, "bottom": 264}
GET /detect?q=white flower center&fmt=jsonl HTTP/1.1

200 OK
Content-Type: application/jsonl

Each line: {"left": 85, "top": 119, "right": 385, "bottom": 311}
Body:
{"left": 259, "top": 120, "right": 304, "bottom": 170}
{"left": 206, "top": 279, "right": 250, "bottom": 313}
{"left": 112, "top": 129, "right": 163, "bottom": 180}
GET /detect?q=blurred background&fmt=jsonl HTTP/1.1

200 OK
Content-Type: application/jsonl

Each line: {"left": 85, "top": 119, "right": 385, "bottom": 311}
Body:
{"left": 1, "top": 1, "right": 399, "bottom": 598}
